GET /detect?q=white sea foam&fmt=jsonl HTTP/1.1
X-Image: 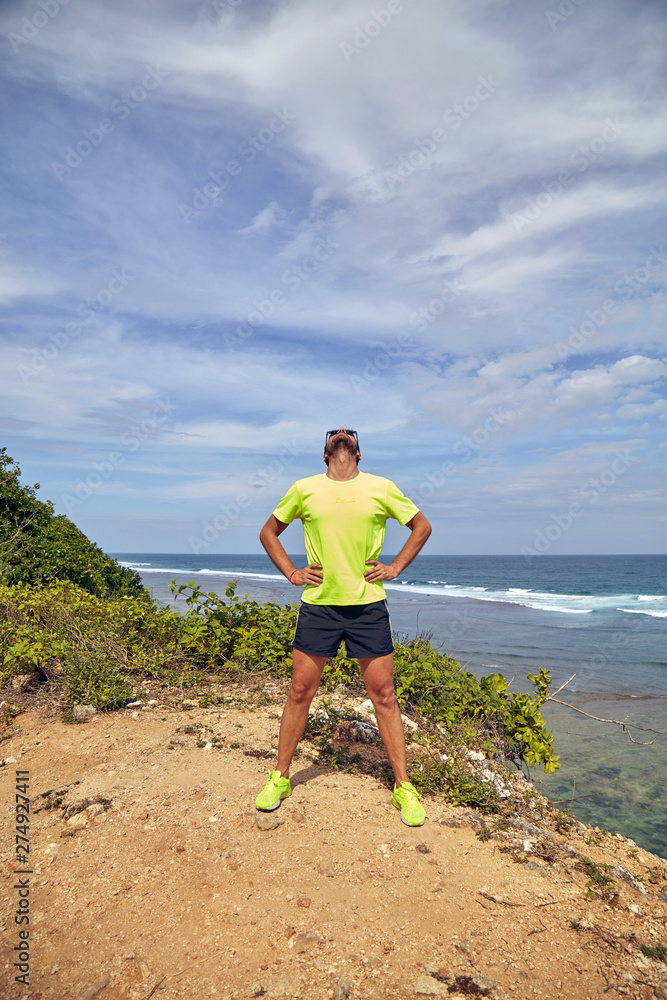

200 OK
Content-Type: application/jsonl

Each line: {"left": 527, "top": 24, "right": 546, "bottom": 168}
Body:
{"left": 618, "top": 608, "right": 667, "bottom": 618}
{"left": 121, "top": 564, "right": 283, "bottom": 582}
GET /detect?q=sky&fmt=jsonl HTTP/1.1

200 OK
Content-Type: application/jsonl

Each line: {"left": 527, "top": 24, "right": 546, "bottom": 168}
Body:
{"left": 2, "top": 0, "right": 666, "bottom": 557}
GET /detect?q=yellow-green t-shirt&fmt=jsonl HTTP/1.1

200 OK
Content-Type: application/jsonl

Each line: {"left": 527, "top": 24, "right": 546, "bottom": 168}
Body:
{"left": 273, "top": 471, "right": 420, "bottom": 606}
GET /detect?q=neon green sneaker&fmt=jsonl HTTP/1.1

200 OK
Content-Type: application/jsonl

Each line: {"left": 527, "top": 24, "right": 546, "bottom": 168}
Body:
{"left": 255, "top": 770, "right": 291, "bottom": 811}
{"left": 392, "top": 781, "right": 426, "bottom": 827}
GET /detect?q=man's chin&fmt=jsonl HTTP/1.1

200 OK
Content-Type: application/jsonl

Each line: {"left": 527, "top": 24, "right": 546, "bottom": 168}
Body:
{"left": 326, "top": 440, "right": 358, "bottom": 460}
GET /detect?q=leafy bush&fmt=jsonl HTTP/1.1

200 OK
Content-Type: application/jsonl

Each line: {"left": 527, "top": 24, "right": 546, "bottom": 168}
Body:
{"left": 0, "top": 581, "right": 180, "bottom": 683}
{"left": 0, "top": 448, "right": 145, "bottom": 598}
{"left": 64, "top": 651, "right": 133, "bottom": 711}
{"left": 393, "top": 636, "right": 560, "bottom": 772}
{"left": 0, "top": 576, "right": 560, "bottom": 775}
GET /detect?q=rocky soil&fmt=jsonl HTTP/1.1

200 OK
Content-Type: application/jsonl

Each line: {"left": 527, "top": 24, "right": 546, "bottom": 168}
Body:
{"left": 1, "top": 681, "right": 666, "bottom": 1000}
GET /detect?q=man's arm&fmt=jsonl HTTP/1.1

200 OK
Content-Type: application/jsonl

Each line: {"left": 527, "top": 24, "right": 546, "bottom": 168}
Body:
{"left": 259, "top": 514, "right": 324, "bottom": 587}
{"left": 363, "top": 511, "right": 432, "bottom": 583}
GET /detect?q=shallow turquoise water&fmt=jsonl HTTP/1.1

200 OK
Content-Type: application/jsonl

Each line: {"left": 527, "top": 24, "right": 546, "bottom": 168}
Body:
{"left": 537, "top": 697, "right": 667, "bottom": 858}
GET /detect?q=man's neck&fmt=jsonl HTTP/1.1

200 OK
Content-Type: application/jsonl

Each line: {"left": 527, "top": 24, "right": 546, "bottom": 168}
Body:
{"left": 325, "top": 458, "right": 361, "bottom": 482}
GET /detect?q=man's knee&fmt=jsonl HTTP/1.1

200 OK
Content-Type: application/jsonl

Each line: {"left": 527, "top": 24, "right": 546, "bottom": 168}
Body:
{"left": 289, "top": 678, "right": 318, "bottom": 705}
{"left": 367, "top": 682, "right": 397, "bottom": 711}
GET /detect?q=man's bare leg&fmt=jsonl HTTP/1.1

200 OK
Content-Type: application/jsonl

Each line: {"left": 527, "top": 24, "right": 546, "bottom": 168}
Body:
{"left": 275, "top": 649, "right": 327, "bottom": 777}
{"left": 358, "top": 653, "right": 409, "bottom": 785}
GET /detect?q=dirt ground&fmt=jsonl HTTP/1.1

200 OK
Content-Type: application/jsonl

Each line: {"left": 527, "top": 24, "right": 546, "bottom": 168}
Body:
{"left": 1, "top": 684, "right": 666, "bottom": 1000}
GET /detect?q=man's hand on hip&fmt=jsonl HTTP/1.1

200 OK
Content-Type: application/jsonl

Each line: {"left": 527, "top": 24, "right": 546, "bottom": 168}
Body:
{"left": 364, "top": 560, "right": 399, "bottom": 582}
{"left": 293, "top": 564, "right": 324, "bottom": 586}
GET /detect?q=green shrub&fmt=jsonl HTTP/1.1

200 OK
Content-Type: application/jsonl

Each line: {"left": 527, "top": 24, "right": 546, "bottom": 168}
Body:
{"left": 393, "top": 636, "right": 560, "bottom": 772}
{"left": 0, "top": 576, "right": 561, "bottom": 776}
{"left": 0, "top": 449, "right": 144, "bottom": 598}
{"left": 64, "top": 651, "right": 133, "bottom": 711}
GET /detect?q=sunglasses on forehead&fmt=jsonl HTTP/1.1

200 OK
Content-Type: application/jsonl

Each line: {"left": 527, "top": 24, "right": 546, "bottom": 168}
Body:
{"left": 324, "top": 428, "right": 359, "bottom": 448}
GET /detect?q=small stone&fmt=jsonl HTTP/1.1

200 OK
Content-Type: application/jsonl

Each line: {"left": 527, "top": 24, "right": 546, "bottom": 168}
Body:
{"left": 123, "top": 953, "right": 135, "bottom": 959}
{"left": 3, "top": 755, "right": 17, "bottom": 764}
{"left": 416, "top": 843, "right": 432, "bottom": 854}
{"left": 353, "top": 720, "right": 380, "bottom": 742}
{"left": 67, "top": 812, "right": 89, "bottom": 829}
{"left": 317, "top": 860, "right": 336, "bottom": 876}
{"left": 471, "top": 974, "right": 497, "bottom": 992}
{"left": 293, "top": 931, "right": 320, "bottom": 953}
{"left": 461, "top": 810, "right": 487, "bottom": 830}
{"left": 610, "top": 864, "right": 646, "bottom": 894}
{"left": 73, "top": 705, "right": 97, "bottom": 720}
{"left": 401, "top": 714, "right": 419, "bottom": 732}
{"left": 627, "top": 903, "right": 642, "bottom": 916}
{"left": 256, "top": 813, "right": 282, "bottom": 831}
{"left": 412, "top": 974, "right": 447, "bottom": 995}
{"left": 454, "top": 939, "right": 473, "bottom": 955}
{"left": 74, "top": 974, "right": 111, "bottom": 1000}
{"left": 44, "top": 843, "right": 59, "bottom": 860}
{"left": 297, "top": 896, "right": 311, "bottom": 908}
{"left": 11, "top": 672, "right": 40, "bottom": 692}
{"left": 126, "top": 700, "right": 144, "bottom": 708}
{"left": 333, "top": 981, "right": 351, "bottom": 1000}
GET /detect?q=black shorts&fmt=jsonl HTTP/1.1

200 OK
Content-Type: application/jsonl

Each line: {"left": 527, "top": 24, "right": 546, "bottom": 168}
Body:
{"left": 293, "top": 600, "right": 394, "bottom": 659}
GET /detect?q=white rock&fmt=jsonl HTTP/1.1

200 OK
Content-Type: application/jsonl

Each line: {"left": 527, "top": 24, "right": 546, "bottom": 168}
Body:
{"left": 73, "top": 705, "right": 97, "bottom": 720}
{"left": 412, "top": 974, "right": 447, "bottom": 995}
{"left": 67, "top": 812, "right": 89, "bottom": 828}
{"left": 401, "top": 714, "right": 419, "bottom": 732}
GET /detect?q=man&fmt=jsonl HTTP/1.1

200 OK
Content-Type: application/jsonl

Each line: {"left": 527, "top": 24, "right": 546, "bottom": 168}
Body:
{"left": 256, "top": 427, "right": 432, "bottom": 826}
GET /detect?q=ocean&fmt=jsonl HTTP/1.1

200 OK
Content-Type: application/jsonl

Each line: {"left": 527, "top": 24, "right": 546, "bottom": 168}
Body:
{"left": 114, "top": 553, "right": 667, "bottom": 858}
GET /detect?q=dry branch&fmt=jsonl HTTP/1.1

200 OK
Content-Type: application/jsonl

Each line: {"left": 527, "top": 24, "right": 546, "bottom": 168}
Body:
{"left": 543, "top": 673, "right": 666, "bottom": 745}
